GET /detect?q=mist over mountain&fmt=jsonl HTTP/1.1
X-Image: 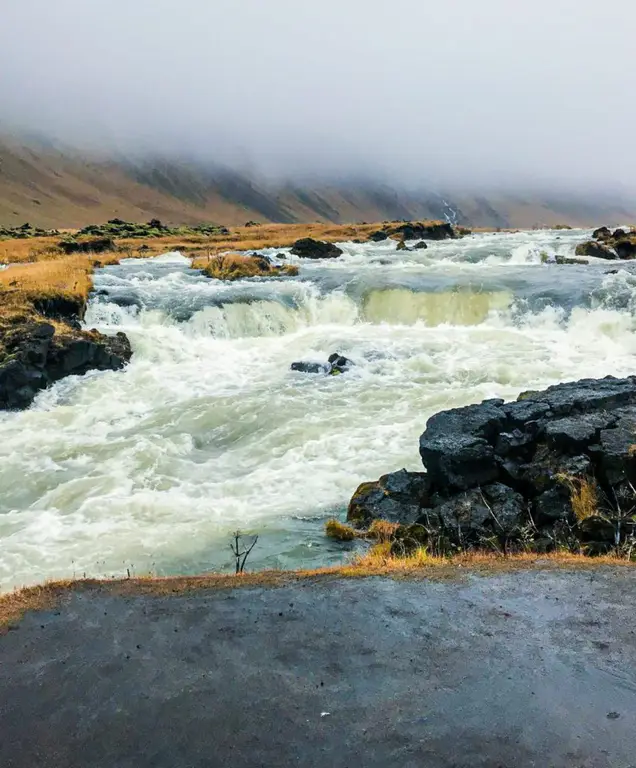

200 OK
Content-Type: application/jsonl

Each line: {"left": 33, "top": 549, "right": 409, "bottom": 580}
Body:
{"left": 2, "top": 0, "right": 635, "bottom": 225}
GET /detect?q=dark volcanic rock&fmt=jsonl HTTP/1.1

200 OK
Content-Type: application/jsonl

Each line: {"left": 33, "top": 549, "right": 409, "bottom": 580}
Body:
{"left": 0, "top": 321, "right": 132, "bottom": 410}
{"left": 593, "top": 226, "right": 612, "bottom": 240}
{"left": 368, "top": 230, "right": 389, "bottom": 242}
{"left": 291, "top": 351, "right": 354, "bottom": 376}
{"left": 578, "top": 227, "right": 636, "bottom": 261}
{"left": 290, "top": 361, "right": 328, "bottom": 374}
{"left": 290, "top": 238, "right": 343, "bottom": 259}
{"left": 574, "top": 241, "right": 617, "bottom": 260}
{"left": 614, "top": 239, "right": 636, "bottom": 260}
{"left": 390, "top": 222, "right": 456, "bottom": 241}
{"left": 348, "top": 469, "right": 431, "bottom": 525}
{"left": 413, "top": 241, "right": 428, "bottom": 250}
{"left": 350, "top": 376, "right": 636, "bottom": 553}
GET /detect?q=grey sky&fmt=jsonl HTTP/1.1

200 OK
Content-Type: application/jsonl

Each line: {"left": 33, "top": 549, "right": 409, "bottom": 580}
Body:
{"left": 1, "top": 0, "right": 634, "bottom": 190}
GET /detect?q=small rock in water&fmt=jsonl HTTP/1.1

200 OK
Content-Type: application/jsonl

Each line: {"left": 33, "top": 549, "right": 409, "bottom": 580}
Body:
{"left": 290, "top": 361, "right": 329, "bottom": 374}
{"left": 290, "top": 352, "right": 355, "bottom": 376}
{"left": 327, "top": 352, "right": 354, "bottom": 375}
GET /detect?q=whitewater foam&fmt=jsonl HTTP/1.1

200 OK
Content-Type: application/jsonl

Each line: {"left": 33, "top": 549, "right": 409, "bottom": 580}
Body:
{"left": 1, "top": 228, "right": 635, "bottom": 589}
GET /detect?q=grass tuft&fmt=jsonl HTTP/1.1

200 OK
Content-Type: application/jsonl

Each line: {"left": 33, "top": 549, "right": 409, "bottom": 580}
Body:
{"left": 325, "top": 519, "right": 357, "bottom": 541}
{"left": 555, "top": 474, "right": 598, "bottom": 521}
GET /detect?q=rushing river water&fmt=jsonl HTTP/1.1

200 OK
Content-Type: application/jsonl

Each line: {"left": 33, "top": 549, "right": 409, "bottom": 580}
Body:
{"left": 2, "top": 229, "right": 636, "bottom": 589}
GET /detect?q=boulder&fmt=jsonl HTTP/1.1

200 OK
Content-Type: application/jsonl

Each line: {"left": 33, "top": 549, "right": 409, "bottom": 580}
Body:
{"left": 574, "top": 241, "right": 617, "bottom": 260}
{"left": 351, "top": 375, "right": 636, "bottom": 554}
{"left": 290, "top": 238, "right": 343, "bottom": 259}
{"left": 0, "top": 322, "right": 132, "bottom": 410}
{"left": 413, "top": 241, "right": 428, "bottom": 250}
{"left": 592, "top": 226, "right": 612, "bottom": 240}
{"left": 390, "top": 222, "right": 456, "bottom": 241}
{"left": 290, "top": 361, "right": 328, "bottom": 374}
{"left": 291, "top": 352, "right": 355, "bottom": 376}
{"left": 327, "top": 352, "right": 354, "bottom": 375}
{"left": 614, "top": 240, "right": 636, "bottom": 260}
{"left": 368, "top": 230, "right": 389, "bottom": 242}
{"left": 347, "top": 469, "right": 431, "bottom": 525}
{"left": 396, "top": 240, "right": 409, "bottom": 251}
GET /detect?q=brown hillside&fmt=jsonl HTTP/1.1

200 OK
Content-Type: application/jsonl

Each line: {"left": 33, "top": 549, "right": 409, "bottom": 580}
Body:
{"left": 1, "top": 137, "right": 635, "bottom": 229}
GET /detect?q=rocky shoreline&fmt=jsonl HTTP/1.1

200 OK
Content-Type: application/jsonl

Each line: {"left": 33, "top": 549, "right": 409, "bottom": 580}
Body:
{"left": 348, "top": 376, "right": 636, "bottom": 557}
{"left": 0, "top": 297, "right": 131, "bottom": 410}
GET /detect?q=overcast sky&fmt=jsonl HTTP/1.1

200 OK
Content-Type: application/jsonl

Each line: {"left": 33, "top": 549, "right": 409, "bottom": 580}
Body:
{"left": 1, "top": 0, "right": 633, "bottom": 190}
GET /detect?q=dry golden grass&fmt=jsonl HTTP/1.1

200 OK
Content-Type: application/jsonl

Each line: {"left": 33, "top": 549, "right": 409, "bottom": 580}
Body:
{"left": 116, "top": 219, "right": 452, "bottom": 259}
{"left": 367, "top": 520, "right": 400, "bottom": 542}
{"left": 325, "top": 518, "right": 399, "bottom": 543}
{"left": 2, "top": 550, "right": 634, "bottom": 631}
{"left": 325, "top": 519, "right": 357, "bottom": 541}
{"left": 555, "top": 474, "right": 599, "bottom": 521}
{"left": 193, "top": 253, "right": 299, "bottom": 281}
{"left": 118, "top": 221, "right": 386, "bottom": 257}
{"left": 0, "top": 236, "right": 63, "bottom": 265}
{"left": 0, "top": 256, "right": 93, "bottom": 304}
{"left": 0, "top": 237, "right": 121, "bottom": 324}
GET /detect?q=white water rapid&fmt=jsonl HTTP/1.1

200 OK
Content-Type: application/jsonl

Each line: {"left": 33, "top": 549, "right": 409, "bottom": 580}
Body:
{"left": 2, "top": 229, "right": 636, "bottom": 589}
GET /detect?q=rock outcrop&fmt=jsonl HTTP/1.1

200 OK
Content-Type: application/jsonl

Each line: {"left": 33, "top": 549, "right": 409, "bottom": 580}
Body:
{"left": 575, "top": 226, "right": 636, "bottom": 261}
{"left": 290, "top": 238, "right": 343, "bottom": 259}
{"left": 0, "top": 319, "right": 131, "bottom": 410}
{"left": 77, "top": 219, "right": 229, "bottom": 238}
{"left": 0, "top": 222, "right": 59, "bottom": 239}
{"left": 291, "top": 352, "right": 354, "bottom": 376}
{"left": 389, "top": 222, "right": 458, "bottom": 241}
{"left": 574, "top": 241, "right": 617, "bottom": 260}
{"left": 348, "top": 376, "right": 636, "bottom": 555}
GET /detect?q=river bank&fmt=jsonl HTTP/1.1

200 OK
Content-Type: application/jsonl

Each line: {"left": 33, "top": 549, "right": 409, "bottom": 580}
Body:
{"left": 2, "top": 566, "right": 636, "bottom": 767}
{"left": 1, "top": 224, "right": 636, "bottom": 588}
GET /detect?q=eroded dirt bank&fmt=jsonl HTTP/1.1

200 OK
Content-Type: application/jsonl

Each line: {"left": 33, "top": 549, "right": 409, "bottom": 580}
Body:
{"left": 1, "top": 568, "right": 636, "bottom": 767}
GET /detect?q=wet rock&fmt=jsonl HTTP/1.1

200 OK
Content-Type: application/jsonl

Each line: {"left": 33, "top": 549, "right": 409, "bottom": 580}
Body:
{"left": 352, "top": 375, "right": 636, "bottom": 553}
{"left": 390, "top": 222, "right": 456, "bottom": 241}
{"left": 291, "top": 352, "right": 354, "bottom": 376}
{"left": 327, "top": 353, "right": 353, "bottom": 375}
{"left": 347, "top": 469, "right": 431, "bottom": 525}
{"left": 290, "top": 361, "right": 328, "bottom": 374}
{"left": 614, "top": 240, "right": 636, "bottom": 260}
{"left": 368, "top": 230, "right": 389, "bottom": 242}
{"left": 555, "top": 254, "right": 588, "bottom": 265}
{"left": 544, "top": 413, "right": 617, "bottom": 454}
{"left": 413, "top": 241, "right": 428, "bottom": 250}
{"left": 396, "top": 240, "right": 409, "bottom": 251}
{"left": 593, "top": 226, "right": 612, "bottom": 240}
{"left": 0, "top": 322, "right": 131, "bottom": 410}
{"left": 574, "top": 241, "right": 617, "bottom": 260}
{"left": 290, "top": 238, "right": 343, "bottom": 259}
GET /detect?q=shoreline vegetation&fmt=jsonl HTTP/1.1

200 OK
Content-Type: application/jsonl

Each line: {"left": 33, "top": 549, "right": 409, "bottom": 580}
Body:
{"left": 0, "top": 217, "right": 456, "bottom": 407}
{"left": 2, "top": 218, "right": 636, "bottom": 604}
{"left": 1, "top": 551, "right": 634, "bottom": 632}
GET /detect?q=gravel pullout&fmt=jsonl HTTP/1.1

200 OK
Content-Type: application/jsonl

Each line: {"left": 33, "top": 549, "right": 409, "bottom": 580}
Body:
{"left": 1, "top": 569, "right": 636, "bottom": 767}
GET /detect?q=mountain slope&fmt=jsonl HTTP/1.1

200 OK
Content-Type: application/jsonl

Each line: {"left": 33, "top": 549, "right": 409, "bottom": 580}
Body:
{"left": 0, "top": 137, "right": 634, "bottom": 229}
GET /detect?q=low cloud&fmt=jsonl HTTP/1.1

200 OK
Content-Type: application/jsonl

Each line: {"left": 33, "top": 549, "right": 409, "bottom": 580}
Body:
{"left": 2, "top": 0, "right": 634, "bottom": 191}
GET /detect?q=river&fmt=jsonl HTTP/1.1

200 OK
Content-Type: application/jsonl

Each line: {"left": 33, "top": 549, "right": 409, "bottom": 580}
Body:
{"left": 1, "top": 229, "right": 635, "bottom": 589}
